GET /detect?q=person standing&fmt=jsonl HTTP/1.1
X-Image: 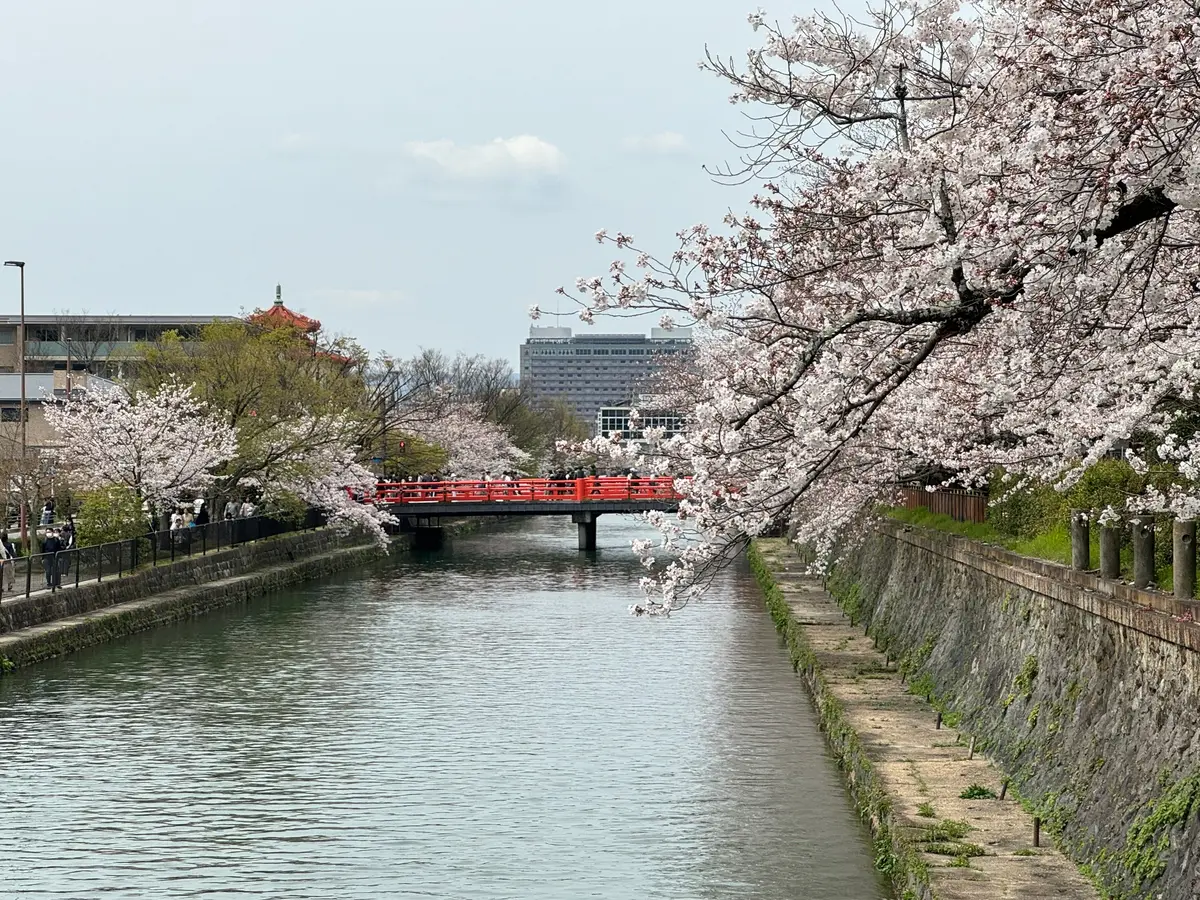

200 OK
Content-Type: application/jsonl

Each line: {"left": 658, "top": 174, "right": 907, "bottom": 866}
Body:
{"left": 194, "top": 501, "right": 210, "bottom": 527}
{"left": 0, "top": 531, "right": 13, "bottom": 596}
{"left": 40, "top": 499, "right": 55, "bottom": 527}
{"left": 42, "top": 529, "right": 62, "bottom": 591}
{"left": 223, "top": 498, "right": 239, "bottom": 521}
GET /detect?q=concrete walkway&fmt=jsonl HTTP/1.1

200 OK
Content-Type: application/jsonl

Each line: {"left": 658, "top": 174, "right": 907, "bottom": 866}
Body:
{"left": 756, "top": 539, "right": 1100, "bottom": 900}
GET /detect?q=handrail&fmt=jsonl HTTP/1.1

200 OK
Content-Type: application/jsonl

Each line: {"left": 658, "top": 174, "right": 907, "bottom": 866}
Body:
{"left": 362, "top": 477, "right": 683, "bottom": 505}
{"left": 0, "top": 511, "right": 326, "bottom": 603}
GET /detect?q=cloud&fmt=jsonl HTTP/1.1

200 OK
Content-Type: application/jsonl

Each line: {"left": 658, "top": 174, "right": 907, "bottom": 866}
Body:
{"left": 622, "top": 131, "right": 689, "bottom": 155}
{"left": 403, "top": 135, "right": 565, "bottom": 181}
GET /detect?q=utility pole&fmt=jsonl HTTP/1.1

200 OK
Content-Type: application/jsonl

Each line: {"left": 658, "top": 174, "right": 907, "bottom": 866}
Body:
{"left": 3, "top": 261, "right": 26, "bottom": 550}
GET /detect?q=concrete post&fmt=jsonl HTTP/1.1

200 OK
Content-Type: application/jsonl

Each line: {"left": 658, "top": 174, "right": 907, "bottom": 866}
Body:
{"left": 1174, "top": 519, "right": 1196, "bottom": 601}
{"left": 1099, "top": 524, "right": 1121, "bottom": 579}
{"left": 1132, "top": 515, "right": 1156, "bottom": 590}
{"left": 572, "top": 512, "right": 598, "bottom": 551}
{"left": 1070, "top": 509, "right": 1091, "bottom": 571}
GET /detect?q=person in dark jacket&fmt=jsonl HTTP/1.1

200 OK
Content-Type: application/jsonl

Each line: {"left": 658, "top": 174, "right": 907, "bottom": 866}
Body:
{"left": 42, "top": 529, "right": 62, "bottom": 591}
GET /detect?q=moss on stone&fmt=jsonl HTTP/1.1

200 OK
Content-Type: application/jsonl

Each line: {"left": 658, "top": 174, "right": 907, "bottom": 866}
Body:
{"left": 748, "top": 542, "right": 933, "bottom": 900}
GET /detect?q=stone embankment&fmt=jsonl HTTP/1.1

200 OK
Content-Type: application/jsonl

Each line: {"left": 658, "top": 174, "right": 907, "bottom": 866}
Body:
{"left": 0, "top": 529, "right": 391, "bottom": 671}
{"left": 751, "top": 538, "right": 1101, "bottom": 900}
{"left": 809, "top": 520, "right": 1200, "bottom": 900}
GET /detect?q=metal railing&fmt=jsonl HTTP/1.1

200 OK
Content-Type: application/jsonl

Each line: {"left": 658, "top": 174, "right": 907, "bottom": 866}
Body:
{"left": 0, "top": 509, "right": 325, "bottom": 601}
{"left": 363, "top": 476, "right": 682, "bottom": 505}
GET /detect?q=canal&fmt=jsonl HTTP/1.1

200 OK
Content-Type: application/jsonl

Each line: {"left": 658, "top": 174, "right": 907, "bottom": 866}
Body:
{"left": 0, "top": 517, "right": 886, "bottom": 899}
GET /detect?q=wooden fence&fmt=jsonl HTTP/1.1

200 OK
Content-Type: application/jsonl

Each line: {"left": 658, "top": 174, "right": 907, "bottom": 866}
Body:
{"left": 898, "top": 487, "right": 987, "bottom": 524}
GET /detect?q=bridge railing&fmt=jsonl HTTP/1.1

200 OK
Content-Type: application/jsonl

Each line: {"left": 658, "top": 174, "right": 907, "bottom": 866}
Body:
{"left": 363, "top": 477, "right": 682, "bottom": 505}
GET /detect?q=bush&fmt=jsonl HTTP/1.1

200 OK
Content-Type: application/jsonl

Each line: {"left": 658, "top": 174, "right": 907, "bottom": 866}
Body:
{"left": 77, "top": 487, "right": 150, "bottom": 547}
{"left": 960, "top": 784, "right": 998, "bottom": 800}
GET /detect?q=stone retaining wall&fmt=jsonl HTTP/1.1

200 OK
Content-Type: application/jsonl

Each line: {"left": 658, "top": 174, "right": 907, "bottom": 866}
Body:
{"left": 837, "top": 521, "right": 1200, "bottom": 900}
{"left": 0, "top": 529, "right": 385, "bottom": 636}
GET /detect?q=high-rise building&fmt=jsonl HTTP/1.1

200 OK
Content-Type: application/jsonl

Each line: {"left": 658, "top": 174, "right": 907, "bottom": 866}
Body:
{"left": 519, "top": 326, "right": 692, "bottom": 426}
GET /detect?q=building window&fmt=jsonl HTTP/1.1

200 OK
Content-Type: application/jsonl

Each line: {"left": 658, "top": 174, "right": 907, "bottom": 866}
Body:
{"left": 0, "top": 328, "right": 13, "bottom": 345}
{"left": 0, "top": 407, "right": 26, "bottom": 422}
{"left": 31, "top": 327, "right": 59, "bottom": 342}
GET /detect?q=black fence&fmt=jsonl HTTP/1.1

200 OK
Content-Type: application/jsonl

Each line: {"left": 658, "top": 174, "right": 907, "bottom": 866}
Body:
{"left": 1, "top": 509, "right": 326, "bottom": 600}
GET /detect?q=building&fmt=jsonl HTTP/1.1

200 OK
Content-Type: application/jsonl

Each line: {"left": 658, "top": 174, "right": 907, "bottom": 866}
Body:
{"left": 596, "top": 403, "right": 686, "bottom": 442}
{"left": 519, "top": 326, "right": 692, "bottom": 426}
{"left": 0, "top": 314, "right": 238, "bottom": 378}
{"left": 0, "top": 371, "right": 119, "bottom": 454}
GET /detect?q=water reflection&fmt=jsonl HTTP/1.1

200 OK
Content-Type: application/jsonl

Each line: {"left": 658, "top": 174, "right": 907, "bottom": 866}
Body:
{"left": 0, "top": 516, "right": 886, "bottom": 899}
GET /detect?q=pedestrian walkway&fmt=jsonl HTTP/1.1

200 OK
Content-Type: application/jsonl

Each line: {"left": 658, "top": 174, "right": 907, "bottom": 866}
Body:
{"left": 755, "top": 539, "right": 1100, "bottom": 900}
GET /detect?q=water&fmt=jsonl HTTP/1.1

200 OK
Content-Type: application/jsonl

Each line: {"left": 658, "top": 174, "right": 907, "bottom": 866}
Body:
{"left": 0, "top": 517, "right": 886, "bottom": 900}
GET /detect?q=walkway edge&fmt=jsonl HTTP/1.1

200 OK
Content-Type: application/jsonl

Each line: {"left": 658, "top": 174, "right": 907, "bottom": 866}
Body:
{"left": 747, "top": 542, "right": 934, "bottom": 900}
{"left": 0, "top": 542, "right": 383, "bottom": 672}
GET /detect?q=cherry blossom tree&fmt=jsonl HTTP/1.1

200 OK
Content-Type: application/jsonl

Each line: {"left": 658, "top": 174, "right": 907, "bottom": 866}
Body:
{"left": 558, "top": 0, "right": 1200, "bottom": 612}
{"left": 411, "top": 404, "right": 532, "bottom": 476}
{"left": 44, "top": 381, "right": 238, "bottom": 510}
{"left": 238, "top": 414, "right": 397, "bottom": 546}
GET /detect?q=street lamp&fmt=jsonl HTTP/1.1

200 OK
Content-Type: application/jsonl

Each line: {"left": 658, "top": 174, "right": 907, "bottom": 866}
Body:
{"left": 4, "top": 261, "right": 26, "bottom": 549}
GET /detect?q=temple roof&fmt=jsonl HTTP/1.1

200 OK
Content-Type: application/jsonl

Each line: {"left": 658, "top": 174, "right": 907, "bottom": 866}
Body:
{"left": 247, "top": 298, "right": 322, "bottom": 334}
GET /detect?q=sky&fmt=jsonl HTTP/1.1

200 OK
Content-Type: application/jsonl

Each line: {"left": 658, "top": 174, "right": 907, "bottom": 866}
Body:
{"left": 0, "top": 0, "right": 759, "bottom": 366}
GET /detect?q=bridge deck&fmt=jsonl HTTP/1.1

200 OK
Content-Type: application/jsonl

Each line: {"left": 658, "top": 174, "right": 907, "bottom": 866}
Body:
{"left": 388, "top": 499, "right": 678, "bottom": 519}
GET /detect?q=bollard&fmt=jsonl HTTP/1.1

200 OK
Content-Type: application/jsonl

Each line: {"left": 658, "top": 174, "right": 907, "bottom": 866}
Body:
{"left": 1099, "top": 523, "right": 1121, "bottom": 579}
{"left": 936, "top": 711, "right": 943, "bottom": 730}
{"left": 1070, "top": 509, "right": 1091, "bottom": 570}
{"left": 1033, "top": 816, "right": 1041, "bottom": 848}
{"left": 1132, "top": 515, "right": 1156, "bottom": 589}
{"left": 1000, "top": 779, "right": 1009, "bottom": 801}
{"left": 968, "top": 736, "right": 976, "bottom": 760}
{"left": 1174, "top": 520, "right": 1196, "bottom": 601}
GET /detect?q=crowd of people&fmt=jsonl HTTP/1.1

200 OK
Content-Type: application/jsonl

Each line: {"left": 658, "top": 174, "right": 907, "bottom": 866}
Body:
{"left": 0, "top": 494, "right": 271, "bottom": 598}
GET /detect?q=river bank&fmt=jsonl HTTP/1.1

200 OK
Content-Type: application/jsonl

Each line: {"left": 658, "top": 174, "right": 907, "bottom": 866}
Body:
{"left": 750, "top": 538, "right": 1100, "bottom": 900}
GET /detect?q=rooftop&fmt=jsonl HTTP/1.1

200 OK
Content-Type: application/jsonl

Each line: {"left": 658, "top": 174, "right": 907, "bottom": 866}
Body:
{"left": 526, "top": 326, "right": 692, "bottom": 342}
{"left": 0, "top": 314, "right": 237, "bottom": 326}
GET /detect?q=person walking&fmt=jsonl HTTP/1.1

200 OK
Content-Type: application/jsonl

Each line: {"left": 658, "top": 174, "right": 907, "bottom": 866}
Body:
{"left": 194, "top": 501, "right": 210, "bottom": 527}
{"left": 42, "top": 529, "right": 62, "bottom": 591}
{"left": 0, "top": 531, "right": 13, "bottom": 596}
{"left": 39, "top": 499, "right": 55, "bottom": 527}
{"left": 223, "top": 498, "right": 239, "bottom": 521}
{"left": 58, "top": 517, "right": 75, "bottom": 583}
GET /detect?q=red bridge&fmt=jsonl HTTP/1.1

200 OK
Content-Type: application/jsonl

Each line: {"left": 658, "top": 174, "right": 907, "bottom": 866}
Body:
{"left": 364, "top": 477, "right": 683, "bottom": 549}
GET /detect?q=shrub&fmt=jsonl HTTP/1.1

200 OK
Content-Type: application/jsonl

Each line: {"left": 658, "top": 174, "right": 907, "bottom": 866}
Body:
{"left": 76, "top": 487, "right": 150, "bottom": 547}
{"left": 960, "top": 784, "right": 998, "bottom": 800}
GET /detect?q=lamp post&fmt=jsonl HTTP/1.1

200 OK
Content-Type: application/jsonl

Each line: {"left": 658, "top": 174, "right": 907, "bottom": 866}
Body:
{"left": 65, "top": 336, "right": 72, "bottom": 394}
{"left": 4, "top": 261, "right": 26, "bottom": 550}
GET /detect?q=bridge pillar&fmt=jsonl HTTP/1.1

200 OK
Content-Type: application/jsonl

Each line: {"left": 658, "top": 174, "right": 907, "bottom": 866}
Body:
{"left": 572, "top": 512, "right": 598, "bottom": 551}
{"left": 413, "top": 526, "right": 445, "bottom": 550}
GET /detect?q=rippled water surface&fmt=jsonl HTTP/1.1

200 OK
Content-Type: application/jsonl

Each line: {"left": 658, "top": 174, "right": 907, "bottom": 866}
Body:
{"left": 0, "top": 518, "right": 885, "bottom": 899}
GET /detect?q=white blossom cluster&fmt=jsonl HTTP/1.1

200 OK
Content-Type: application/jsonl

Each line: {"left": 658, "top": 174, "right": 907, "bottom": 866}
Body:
{"left": 556, "top": 0, "right": 1200, "bottom": 612}
{"left": 44, "top": 381, "right": 238, "bottom": 510}
{"left": 45, "top": 383, "right": 397, "bottom": 545}
{"left": 411, "top": 403, "right": 531, "bottom": 476}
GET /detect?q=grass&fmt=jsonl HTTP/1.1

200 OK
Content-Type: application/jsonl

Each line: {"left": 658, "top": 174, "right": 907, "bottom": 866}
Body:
{"left": 887, "top": 506, "right": 1194, "bottom": 594}
{"left": 960, "top": 784, "right": 999, "bottom": 800}
{"left": 924, "top": 841, "right": 986, "bottom": 858}
{"left": 886, "top": 506, "right": 1075, "bottom": 564}
{"left": 917, "top": 801, "right": 937, "bottom": 818}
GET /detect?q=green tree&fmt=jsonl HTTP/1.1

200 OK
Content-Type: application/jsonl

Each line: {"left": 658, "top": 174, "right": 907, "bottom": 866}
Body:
{"left": 76, "top": 487, "right": 149, "bottom": 547}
